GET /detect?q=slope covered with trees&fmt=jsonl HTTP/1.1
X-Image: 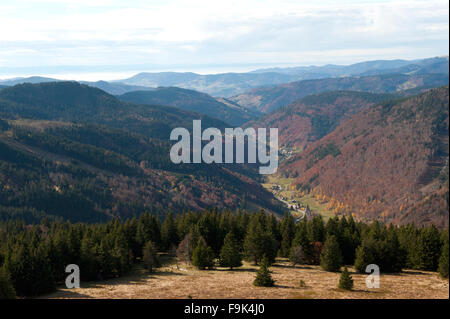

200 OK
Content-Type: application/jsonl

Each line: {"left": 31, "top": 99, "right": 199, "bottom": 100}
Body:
{"left": 0, "top": 82, "right": 282, "bottom": 222}
{"left": 118, "top": 87, "right": 260, "bottom": 126}
{"left": 231, "top": 73, "right": 449, "bottom": 113}
{"left": 0, "top": 82, "right": 227, "bottom": 140}
{"left": 281, "top": 87, "right": 449, "bottom": 227}
{"left": 247, "top": 91, "right": 397, "bottom": 149}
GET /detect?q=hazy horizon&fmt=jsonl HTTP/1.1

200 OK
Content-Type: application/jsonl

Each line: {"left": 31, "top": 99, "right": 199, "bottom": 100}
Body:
{"left": 0, "top": 54, "right": 448, "bottom": 82}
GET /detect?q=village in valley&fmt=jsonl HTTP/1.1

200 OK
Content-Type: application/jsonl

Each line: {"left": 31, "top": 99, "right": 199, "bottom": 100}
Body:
{"left": 262, "top": 174, "right": 333, "bottom": 223}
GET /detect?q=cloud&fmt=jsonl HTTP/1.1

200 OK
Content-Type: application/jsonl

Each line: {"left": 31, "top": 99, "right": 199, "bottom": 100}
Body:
{"left": 0, "top": 0, "right": 448, "bottom": 77}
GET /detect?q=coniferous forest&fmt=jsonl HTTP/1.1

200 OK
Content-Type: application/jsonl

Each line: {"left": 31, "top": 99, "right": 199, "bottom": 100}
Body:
{"left": 0, "top": 210, "right": 448, "bottom": 298}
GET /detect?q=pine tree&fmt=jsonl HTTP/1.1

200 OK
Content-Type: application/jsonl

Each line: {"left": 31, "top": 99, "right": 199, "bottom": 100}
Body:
{"left": 354, "top": 240, "right": 375, "bottom": 273}
{"left": 438, "top": 235, "right": 449, "bottom": 278}
{"left": 192, "top": 239, "right": 214, "bottom": 270}
{"left": 219, "top": 231, "right": 242, "bottom": 270}
{"left": 112, "top": 229, "right": 132, "bottom": 276}
{"left": 0, "top": 267, "right": 16, "bottom": 299}
{"left": 338, "top": 267, "right": 353, "bottom": 290}
{"left": 136, "top": 212, "right": 161, "bottom": 255}
{"left": 307, "top": 215, "right": 325, "bottom": 243}
{"left": 253, "top": 255, "right": 275, "bottom": 287}
{"left": 80, "top": 232, "right": 100, "bottom": 281}
{"left": 161, "top": 212, "right": 178, "bottom": 250}
{"left": 414, "top": 225, "right": 442, "bottom": 271}
{"left": 290, "top": 221, "right": 312, "bottom": 265}
{"left": 243, "top": 218, "right": 265, "bottom": 265}
{"left": 280, "top": 213, "right": 296, "bottom": 257}
{"left": 320, "top": 235, "right": 342, "bottom": 272}
{"left": 143, "top": 241, "right": 160, "bottom": 273}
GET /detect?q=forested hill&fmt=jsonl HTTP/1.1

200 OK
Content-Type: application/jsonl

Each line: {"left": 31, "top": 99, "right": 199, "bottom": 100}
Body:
{"left": 281, "top": 87, "right": 449, "bottom": 227}
{"left": 0, "top": 82, "right": 283, "bottom": 222}
{"left": 230, "top": 73, "right": 449, "bottom": 113}
{"left": 0, "top": 82, "right": 227, "bottom": 139}
{"left": 118, "top": 87, "right": 260, "bottom": 126}
{"left": 246, "top": 91, "right": 397, "bottom": 150}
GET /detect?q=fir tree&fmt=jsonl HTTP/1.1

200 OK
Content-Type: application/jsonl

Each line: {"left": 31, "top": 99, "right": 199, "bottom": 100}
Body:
{"left": 243, "top": 218, "right": 265, "bottom": 265}
{"left": 280, "top": 213, "right": 296, "bottom": 257}
{"left": 143, "top": 241, "right": 160, "bottom": 273}
{"left": 338, "top": 267, "right": 353, "bottom": 290}
{"left": 320, "top": 235, "right": 343, "bottom": 272}
{"left": 307, "top": 215, "right": 325, "bottom": 243}
{"left": 80, "top": 232, "right": 100, "bottom": 281}
{"left": 253, "top": 255, "right": 275, "bottom": 287}
{"left": 0, "top": 267, "right": 16, "bottom": 299}
{"left": 354, "top": 240, "right": 375, "bottom": 273}
{"left": 219, "top": 231, "right": 242, "bottom": 270}
{"left": 192, "top": 239, "right": 214, "bottom": 270}
{"left": 414, "top": 225, "right": 442, "bottom": 271}
{"left": 438, "top": 235, "right": 449, "bottom": 278}
{"left": 161, "top": 212, "right": 178, "bottom": 250}
{"left": 290, "top": 220, "right": 312, "bottom": 264}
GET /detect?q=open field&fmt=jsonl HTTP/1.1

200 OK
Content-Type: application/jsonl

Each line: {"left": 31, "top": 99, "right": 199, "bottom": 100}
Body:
{"left": 298, "top": 194, "right": 335, "bottom": 221}
{"left": 262, "top": 175, "right": 334, "bottom": 221}
{"left": 42, "top": 258, "right": 449, "bottom": 299}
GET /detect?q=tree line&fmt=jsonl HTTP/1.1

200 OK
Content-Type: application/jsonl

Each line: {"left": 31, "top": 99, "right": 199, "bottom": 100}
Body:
{"left": 0, "top": 209, "right": 448, "bottom": 298}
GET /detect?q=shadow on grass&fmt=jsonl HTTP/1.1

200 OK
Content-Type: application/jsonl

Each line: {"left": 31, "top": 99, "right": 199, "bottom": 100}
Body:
{"left": 151, "top": 270, "right": 185, "bottom": 276}
{"left": 212, "top": 267, "right": 257, "bottom": 273}
{"left": 273, "top": 284, "right": 295, "bottom": 289}
{"left": 330, "top": 287, "right": 389, "bottom": 294}
{"left": 391, "top": 270, "right": 428, "bottom": 276}
{"left": 47, "top": 290, "right": 95, "bottom": 299}
{"left": 272, "top": 264, "right": 313, "bottom": 270}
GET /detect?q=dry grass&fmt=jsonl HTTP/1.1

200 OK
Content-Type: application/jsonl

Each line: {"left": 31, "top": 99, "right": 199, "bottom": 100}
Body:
{"left": 41, "top": 258, "right": 449, "bottom": 299}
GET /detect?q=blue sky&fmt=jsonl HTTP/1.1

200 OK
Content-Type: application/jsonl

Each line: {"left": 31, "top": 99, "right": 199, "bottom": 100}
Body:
{"left": 0, "top": 0, "right": 448, "bottom": 80}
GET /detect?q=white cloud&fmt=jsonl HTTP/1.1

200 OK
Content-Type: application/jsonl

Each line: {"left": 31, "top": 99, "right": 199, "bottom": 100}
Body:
{"left": 0, "top": 0, "right": 448, "bottom": 77}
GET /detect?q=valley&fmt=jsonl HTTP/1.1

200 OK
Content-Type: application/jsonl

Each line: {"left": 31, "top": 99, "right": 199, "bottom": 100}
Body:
{"left": 0, "top": 56, "right": 449, "bottom": 301}
{"left": 262, "top": 175, "right": 335, "bottom": 222}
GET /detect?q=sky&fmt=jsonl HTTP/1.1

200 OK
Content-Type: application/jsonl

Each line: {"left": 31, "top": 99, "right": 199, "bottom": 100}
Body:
{"left": 0, "top": 0, "right": 448, "bottom": 81}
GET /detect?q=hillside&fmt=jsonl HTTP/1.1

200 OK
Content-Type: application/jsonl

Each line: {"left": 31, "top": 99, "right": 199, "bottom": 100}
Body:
{"left": 118, "top": 87, "right": 260, "bottom": 126}
{"left": 0, "top": 82, "right": 227, "bottom": 140}
{"left": 116, "top": 71, "right": 299, "bottom": 97}
{"left": 246, "top": 91, "right": 397, "bottom": 149}
{"left": 230, "top": 73, "right": 449, "bottom": 113}
{"left": 0, "top": 76, "right": 59, "bottom": 86}
{"left": 280, "top": 87, "right": 449, "bottom": 227}
{"left": 0, "top": 77, "right": 162, "bottom": 95}
{"left": 81, "top": 80, "right": 156, "bottom": 95}
{"left": 0, "top": 83, "right": 282, "bottom": 222}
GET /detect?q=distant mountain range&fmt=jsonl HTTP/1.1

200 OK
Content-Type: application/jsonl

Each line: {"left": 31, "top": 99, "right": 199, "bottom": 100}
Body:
{"left": 1, "top": 56, "right": 447, "bottom": 98}
{"left": 230, "top": 73, "right": 449, "bottom": 113}
{"left": 251, "top": 56, "right": 449, "bottom": 78}
{"left": 114, "top": 71, "right": 298, "bottom": 97}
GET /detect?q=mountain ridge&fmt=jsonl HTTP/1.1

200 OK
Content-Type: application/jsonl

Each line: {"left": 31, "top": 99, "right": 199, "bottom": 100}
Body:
{"left": 231, "top": 73, "right": 449, "bottom": 113}
{"left": 279, "top": 87, "right": 449, "bottom": 227}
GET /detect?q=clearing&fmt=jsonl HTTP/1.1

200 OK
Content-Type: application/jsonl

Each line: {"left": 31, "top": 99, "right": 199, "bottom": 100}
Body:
{"left": 42, "top": 258, "right": 449, "bottom": 299}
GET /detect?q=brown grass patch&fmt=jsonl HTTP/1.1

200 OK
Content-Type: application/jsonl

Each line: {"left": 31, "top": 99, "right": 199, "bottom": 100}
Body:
{"left": 41, "top": 258, "right": 449, "bottom": 299}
